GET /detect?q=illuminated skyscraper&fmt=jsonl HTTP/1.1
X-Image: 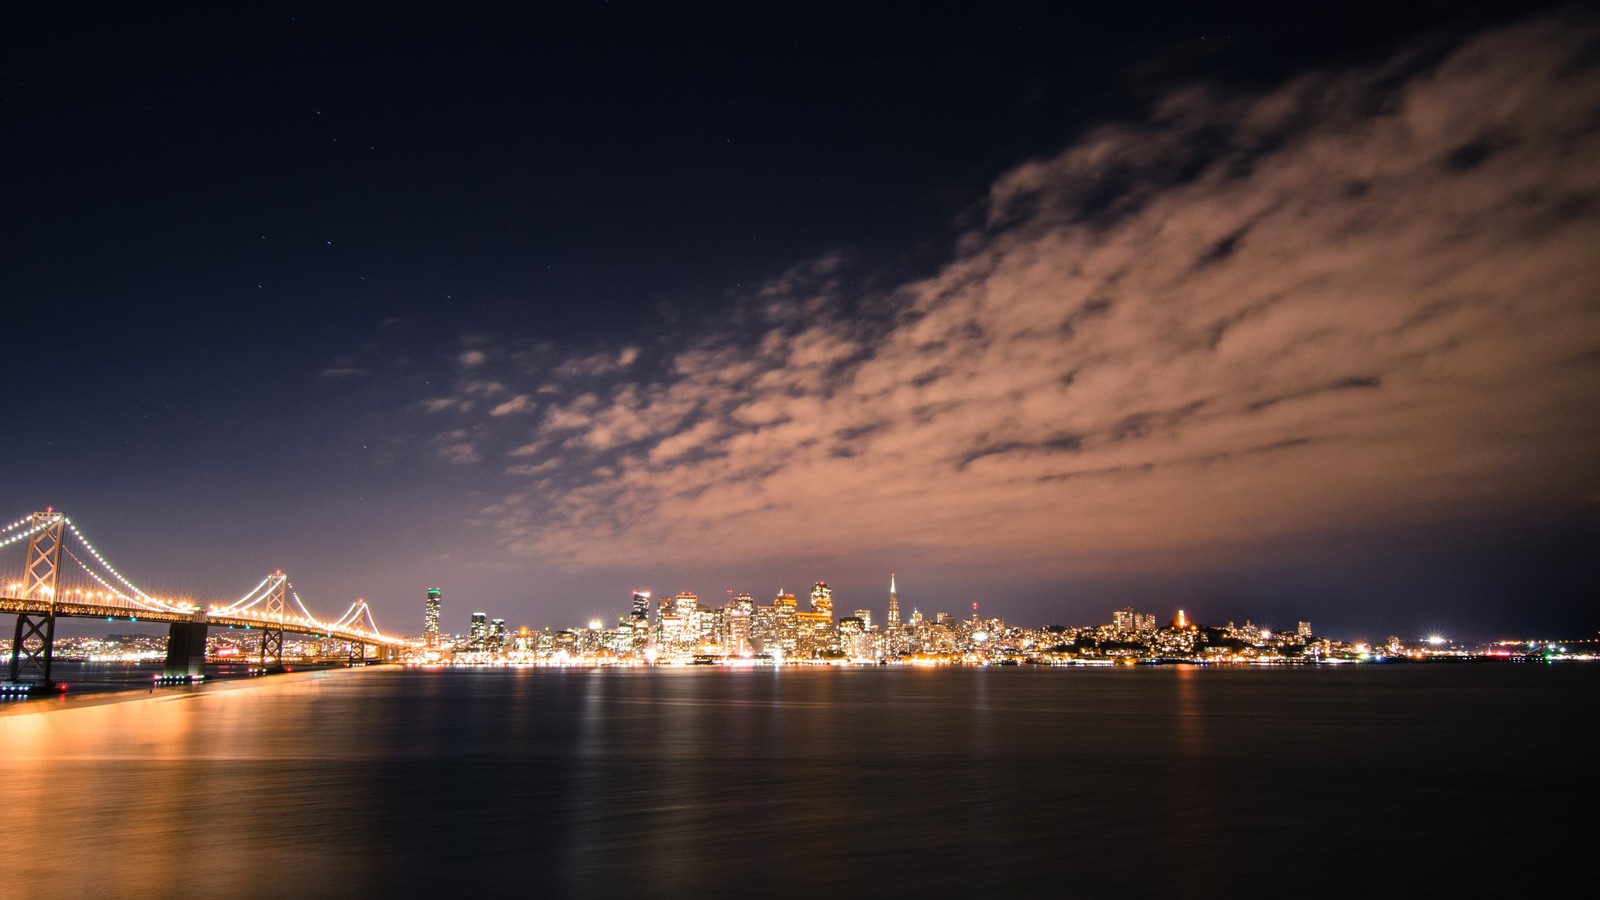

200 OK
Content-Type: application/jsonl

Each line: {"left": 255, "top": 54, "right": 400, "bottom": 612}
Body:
{"left": 838, "top": 616, "right": 867, "bottom": 657}
{"left": 799, "top": 584, "right": 835, "bottom": 656}
{"left": 773, "top": 591, "right": 799, "bottom": 654}
{"left": 727, "top": 595, "right": 753, "bottom": 656}
{"left": 886, "top": 574, "right": 900, "bottom": 630}
{"left": 810, "top": 582, "right": 833, "bottom": 618}
{"left": 469, "top": 612, "right": 489, "bottom": 651}
{"left": 424, "top": 588, "right": 442, "bottom": 648}
{"left": 631, "top": 591, "right": 651, "bottom": 624}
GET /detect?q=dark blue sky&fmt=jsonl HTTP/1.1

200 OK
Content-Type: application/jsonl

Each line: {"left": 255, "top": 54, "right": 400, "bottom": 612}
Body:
{"left": 4, "top": 2, "right": 1596, "bottom": 642}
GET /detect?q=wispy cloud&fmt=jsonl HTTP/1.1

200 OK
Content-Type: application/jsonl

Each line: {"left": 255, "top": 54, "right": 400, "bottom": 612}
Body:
{"left": 442, "top": 13, "right": 1600, "bottom": 575}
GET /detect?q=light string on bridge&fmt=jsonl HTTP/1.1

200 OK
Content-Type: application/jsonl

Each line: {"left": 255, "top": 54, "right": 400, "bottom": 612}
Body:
{"left": 212, "top": 574, "right": 279, "bottom": 614}
{"left": 0, "top": 518, "right": 51, "bottom": 552}
{"left": 62, "top": 519, "right": 169, "bottom": 609}
{"left": 0, "top": 514, "right": 39, "bottom": 536}
{"left": 59, "top": 545, "right": 191, "bottom": 612}
{"left": 330, "top": 597, "right": 380, "bottom": 635}
{"left": 287, "top": 582, "right": 321, "bottom": 623}
{"left": 61, "top": 545, "right": 138, "bottom": 604}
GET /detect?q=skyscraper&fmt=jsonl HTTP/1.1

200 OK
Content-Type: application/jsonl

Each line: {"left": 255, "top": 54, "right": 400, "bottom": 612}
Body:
{"left": 810, "top": 582, "right": 833, "bottom": 618}
{"left": 424, "top": 588, "right": 442, "bottom": 648}
{"left": 469, "top": 612, "right": 489, "bottom": 651}
{"left": 886, "top": 574, "right": 900, "bottom": 630}
{"left": 773, "top": 591, "right": 799, "bottom": 654}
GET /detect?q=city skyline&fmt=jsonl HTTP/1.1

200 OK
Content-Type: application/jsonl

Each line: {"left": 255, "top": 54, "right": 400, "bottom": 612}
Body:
{"left": 5, "top": 3, "right": 1597, "bottom": 641}
{"left": 406, "top": 574, "right": 1582, "bottom": 648}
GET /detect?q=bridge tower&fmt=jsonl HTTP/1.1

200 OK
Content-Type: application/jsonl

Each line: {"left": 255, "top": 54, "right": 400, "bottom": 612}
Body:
{"left": 259, "top": 574, "right": 286, "bottom": 670}
{"left": 9, "top": 510, "right": 66, "bottom": 685}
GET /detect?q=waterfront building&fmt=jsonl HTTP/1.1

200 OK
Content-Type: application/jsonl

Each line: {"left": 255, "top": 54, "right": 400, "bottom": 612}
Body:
{"left": 469, "top": 612, "right": 489, "bottom": 652}
{"left": 552, "top": 630, "right": 578, "bottom": 656}
{"left": 490, "top": 618, "right": 508, "bottom": 653}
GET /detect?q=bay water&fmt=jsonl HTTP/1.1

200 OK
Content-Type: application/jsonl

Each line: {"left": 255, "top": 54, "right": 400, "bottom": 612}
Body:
{"left": 1, "top": 664, "right": 1593, "bottom": 898}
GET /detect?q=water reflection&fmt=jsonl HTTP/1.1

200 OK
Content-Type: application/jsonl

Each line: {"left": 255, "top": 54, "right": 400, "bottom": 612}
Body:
{"left": 1, "top": 665, "right": 1595, "bottom": 898}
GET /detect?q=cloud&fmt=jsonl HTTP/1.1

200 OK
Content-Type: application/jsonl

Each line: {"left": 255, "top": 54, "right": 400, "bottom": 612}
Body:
{"left": 490, "top": 395, "right": 538, "bottom": 416}
{"left": 433, "top": 430, "right": 482, "bottom": 465}
{"left": 421, "top": 397, "right": 472, "bottom": 414}
{"left": 458, "top": 349, "right": 487, "bottom": 368}
{"left": 320, "top": 367, "right": 370, "bottom": 378}
{"left": 468, "top": 12, "right": 1600, "bottom": 575}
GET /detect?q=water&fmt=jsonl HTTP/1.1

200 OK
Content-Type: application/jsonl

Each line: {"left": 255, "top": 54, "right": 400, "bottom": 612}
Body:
{"left": 1, "top": 664, "right": 1594, "bottom": 898}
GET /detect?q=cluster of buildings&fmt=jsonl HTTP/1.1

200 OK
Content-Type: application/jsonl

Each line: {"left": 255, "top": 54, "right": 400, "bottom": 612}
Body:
{"left": 407, "top": 577, "right": 1560, "bottom": 666}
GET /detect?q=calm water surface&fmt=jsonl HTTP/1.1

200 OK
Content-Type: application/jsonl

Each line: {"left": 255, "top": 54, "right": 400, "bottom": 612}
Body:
{"left": 1, "top": 665, "right": 1594, "bottom": 898}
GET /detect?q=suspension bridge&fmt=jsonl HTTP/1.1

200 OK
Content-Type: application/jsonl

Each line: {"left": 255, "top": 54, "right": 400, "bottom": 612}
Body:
{"left": 0, "top": 509, "right": 414, "bottom": 692}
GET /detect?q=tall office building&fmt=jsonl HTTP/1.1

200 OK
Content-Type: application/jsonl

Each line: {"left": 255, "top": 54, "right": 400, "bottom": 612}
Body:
{"left": 773, "top": 591, "right": 799, "bottom": 654}
{"left": 726, "top": 597, "right": 752, "bottom": 657}
{"left": 424, "top": 588, "right": 442, "bottom": 648}
{"left": 810, "top": 582, "right": 833, "bottom": 618}
{"left": 886, "top": 574, "right": 900, "bottom": 630}
{"left": 631, "top": 591, "right": 651, "bottom": 624}
{"left": 469, "top": 612, "right": 489, "bottom": 651}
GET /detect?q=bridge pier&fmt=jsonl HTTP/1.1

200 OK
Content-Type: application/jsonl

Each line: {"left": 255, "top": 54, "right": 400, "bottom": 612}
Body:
{"left": 8, "top": 611, "right": 56, "bottom": 686}
{"left": 164, "top": 621, "right": 208, "bottom": 678}
{"left": 260, "top": 626, "right": 284, "bottom": 670}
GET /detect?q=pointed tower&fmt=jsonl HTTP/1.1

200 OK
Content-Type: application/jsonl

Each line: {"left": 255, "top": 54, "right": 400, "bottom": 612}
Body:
{"left": 886, "top": 574, "right": 900, "bottom": 630}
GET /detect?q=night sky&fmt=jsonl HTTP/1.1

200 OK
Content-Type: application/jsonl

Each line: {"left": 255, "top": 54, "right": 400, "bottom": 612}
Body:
{"left": 5, "top": 2, "right": 1597, "bottom": 642}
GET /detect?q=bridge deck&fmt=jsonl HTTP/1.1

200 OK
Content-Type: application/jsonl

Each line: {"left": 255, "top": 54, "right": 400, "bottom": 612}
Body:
{"left": 0, "top": 596, "right": 409, "bottom": 649}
